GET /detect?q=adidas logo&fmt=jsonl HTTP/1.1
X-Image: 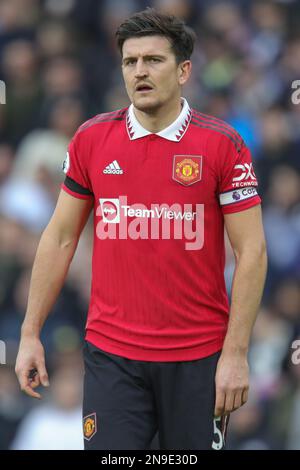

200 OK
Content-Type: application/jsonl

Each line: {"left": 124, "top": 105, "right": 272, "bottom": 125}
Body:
{"left": 103, "top": 160, "right": 124, "bottom": 175}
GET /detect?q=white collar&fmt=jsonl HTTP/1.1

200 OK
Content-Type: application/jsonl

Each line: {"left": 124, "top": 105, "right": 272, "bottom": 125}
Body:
{"left": 126, "top": 97, "right": 192, "bottom": 141}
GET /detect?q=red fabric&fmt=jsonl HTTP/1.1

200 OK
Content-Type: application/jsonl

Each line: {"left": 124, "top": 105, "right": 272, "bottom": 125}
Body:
{"left": 61, "top": 108, "right": 261, "bottom": 361}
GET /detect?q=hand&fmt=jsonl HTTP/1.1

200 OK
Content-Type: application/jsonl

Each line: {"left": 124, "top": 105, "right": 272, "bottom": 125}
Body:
{"left": 214, "top": 350, "right": 249, "bottom": 417}
{"left": 15, "top": 336, "right": 49, "bottom": 399}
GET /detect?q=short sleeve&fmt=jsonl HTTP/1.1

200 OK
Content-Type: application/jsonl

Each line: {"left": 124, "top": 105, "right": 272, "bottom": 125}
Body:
{"left": 218, "top": 142, "right": 261, "bottom": 214}
{"left": 61, "top": 132, "right": 93, "bottom": 200}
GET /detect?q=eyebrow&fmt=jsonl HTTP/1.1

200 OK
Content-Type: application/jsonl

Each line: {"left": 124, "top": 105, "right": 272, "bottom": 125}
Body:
{"left": 122, "top": 54, "right": 166, "bottom": 64}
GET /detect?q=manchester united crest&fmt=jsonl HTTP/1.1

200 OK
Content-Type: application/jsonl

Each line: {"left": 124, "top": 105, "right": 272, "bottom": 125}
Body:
{"left": 173, "top": 155, "right": 202, "bottom": 186}
{"left": 83, "top": 413, "right": 97, "bottom": 441}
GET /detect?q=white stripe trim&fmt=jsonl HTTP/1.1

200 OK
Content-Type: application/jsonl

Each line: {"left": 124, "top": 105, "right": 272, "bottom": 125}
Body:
{"left": 219, "top": 187, "right": 258, "bottom": 206}
{"left": 114, "top": 160, "right": 120, "bottom": 169}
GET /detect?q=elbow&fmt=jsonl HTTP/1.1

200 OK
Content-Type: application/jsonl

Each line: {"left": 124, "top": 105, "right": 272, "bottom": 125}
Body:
{"left": 233, "top": 238, "right": 268, "bottom": 266}
{"left": 260, "top": 239, "right": 268, "bottom": 269}
{"left": 42, "top": 223, "right": 79, "bottom": 252}
{"left": 257, "top": 236, "right": 267, "bottom": 259}
{"left": 58, "top": 236, "right": 78, "bottom": 250}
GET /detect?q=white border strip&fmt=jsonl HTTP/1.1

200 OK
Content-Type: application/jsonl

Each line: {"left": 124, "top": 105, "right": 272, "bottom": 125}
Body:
{"left": 220, "top": 187, "right": 258, "bottom": 206}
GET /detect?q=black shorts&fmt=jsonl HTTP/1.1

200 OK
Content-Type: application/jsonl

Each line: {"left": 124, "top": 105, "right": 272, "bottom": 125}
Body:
{"left": 82, "top": 340, "right": 228, "bottom": 450}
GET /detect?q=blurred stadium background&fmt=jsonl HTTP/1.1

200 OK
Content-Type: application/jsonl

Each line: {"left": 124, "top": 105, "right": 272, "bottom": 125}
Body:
{"left": 0, "top": 0, "right": 300, "bottom": 450}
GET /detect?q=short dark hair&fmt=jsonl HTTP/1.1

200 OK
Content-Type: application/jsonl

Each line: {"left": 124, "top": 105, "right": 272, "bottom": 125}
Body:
{"left": 115, "top": 7, "right": 196, "bottom": 64}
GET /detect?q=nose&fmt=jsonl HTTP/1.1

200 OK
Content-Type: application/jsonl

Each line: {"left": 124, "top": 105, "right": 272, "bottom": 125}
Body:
{"left": 134, "top": 58, "right": 148, "bottom": 78}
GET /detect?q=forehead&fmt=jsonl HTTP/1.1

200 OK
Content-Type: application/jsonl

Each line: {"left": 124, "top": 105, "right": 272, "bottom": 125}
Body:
{"left": 122, "top": 35, "right": 173, "bottom": 57}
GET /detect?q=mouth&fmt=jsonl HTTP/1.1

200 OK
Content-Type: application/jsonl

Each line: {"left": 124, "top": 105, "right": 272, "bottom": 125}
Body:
{"left": 135, "top": 84, "right": 154, "bottom": 93}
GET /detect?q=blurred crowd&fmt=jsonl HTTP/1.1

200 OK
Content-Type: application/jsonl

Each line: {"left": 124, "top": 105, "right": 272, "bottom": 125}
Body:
{"left": 0, "top": 0, "right": 300, "bottom": 450}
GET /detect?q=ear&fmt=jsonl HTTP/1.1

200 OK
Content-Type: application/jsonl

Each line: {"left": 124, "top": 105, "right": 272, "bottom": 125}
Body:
{"left": 178, "top": 60, "right": 192, "bottom": 86}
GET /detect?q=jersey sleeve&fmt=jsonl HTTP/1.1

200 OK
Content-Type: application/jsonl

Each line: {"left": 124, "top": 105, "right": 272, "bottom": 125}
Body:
{"left": 218, "top": 140, "right": 261, "bottom": 214}
{"left": 61, "top": 131, "right": 93, "bottom": 200}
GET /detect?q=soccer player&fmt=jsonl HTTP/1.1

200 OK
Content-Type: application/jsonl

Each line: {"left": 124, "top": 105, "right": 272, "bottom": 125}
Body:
{"left": 15, "top": 8, "right": 267, "bottom": 450}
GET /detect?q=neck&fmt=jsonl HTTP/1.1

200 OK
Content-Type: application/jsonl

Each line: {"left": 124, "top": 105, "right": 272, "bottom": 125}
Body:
{"left": 133, "top": 97, "right": 183, "bottom": 133}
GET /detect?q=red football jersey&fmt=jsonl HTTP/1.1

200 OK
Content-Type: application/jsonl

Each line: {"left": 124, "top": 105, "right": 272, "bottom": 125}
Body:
{"left": 61, "top": 98, "right": 261, "bottom": 361}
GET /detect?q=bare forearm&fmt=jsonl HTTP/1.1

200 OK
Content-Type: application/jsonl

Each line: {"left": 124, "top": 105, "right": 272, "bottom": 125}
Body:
{"left": 216, "top": 206, "right": 267, "bottom": 416}
{"left": 21, "top": 228, "right": 78, "bottom": 338}
{"left": 223, "top": 246, "right": 267, "bottom": 355}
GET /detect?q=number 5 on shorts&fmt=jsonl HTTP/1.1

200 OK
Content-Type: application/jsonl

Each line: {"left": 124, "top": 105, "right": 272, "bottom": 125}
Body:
{"left": 212, "top": 415, "right": 230, "bottom": 450}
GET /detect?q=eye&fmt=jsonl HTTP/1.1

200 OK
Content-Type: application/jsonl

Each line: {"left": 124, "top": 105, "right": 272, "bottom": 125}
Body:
{"left": 149, "top": 58, "right": 160, "bottom": 63}
{"left": 124, "top": 59, "right": 136, "bottom": 66}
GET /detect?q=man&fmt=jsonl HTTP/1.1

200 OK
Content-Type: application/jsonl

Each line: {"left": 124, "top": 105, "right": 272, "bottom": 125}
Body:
{"left": 15, "top": 8, "right": 267, "bottom": 450}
